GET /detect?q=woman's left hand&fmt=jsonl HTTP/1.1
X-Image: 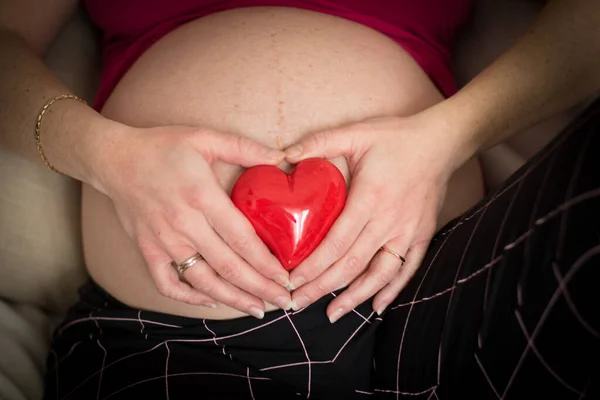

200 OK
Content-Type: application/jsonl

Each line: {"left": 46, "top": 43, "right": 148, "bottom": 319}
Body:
{"left": 284, "top": 113, "right": 469, "bottom": 322}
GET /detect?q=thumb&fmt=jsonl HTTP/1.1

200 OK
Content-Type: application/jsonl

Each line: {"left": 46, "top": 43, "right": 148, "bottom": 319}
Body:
{"left": 209, "top": 132, "right": 284, "bottom": 167}
{"left": 284, "top": 126, "right": 360, "bottom": 163}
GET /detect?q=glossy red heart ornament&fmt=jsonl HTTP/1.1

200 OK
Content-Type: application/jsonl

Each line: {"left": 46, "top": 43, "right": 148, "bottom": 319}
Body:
{"left": 231, "top": 158, "right": 347, "bottom": 270}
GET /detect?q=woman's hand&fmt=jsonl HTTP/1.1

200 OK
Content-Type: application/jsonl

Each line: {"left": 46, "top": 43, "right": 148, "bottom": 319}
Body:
{"left": 284, "top": 114, "right": 472, "bottom": 322}
{"left": 90, "top": 124, "right": 294, "bottom": 318}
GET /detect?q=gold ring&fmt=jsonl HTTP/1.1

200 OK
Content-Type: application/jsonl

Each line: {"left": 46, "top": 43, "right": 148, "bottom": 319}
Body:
{"left": 379, "top": 246, "right": 406, "bottom": 264}
{"left": 175, "top": 253, "right": 204, "bottom": 275}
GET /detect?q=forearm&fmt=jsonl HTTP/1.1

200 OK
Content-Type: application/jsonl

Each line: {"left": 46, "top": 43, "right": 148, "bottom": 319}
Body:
{"left": 434, "top": 0, "right": 600, "bottom": 167}
{"left": 0, "top": 30, "right": 120, "bottom": 184}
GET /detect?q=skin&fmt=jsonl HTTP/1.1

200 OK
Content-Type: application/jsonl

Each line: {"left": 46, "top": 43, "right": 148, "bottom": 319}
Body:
{"left": 0, "top": 0, "right": 598, "bottom": 323}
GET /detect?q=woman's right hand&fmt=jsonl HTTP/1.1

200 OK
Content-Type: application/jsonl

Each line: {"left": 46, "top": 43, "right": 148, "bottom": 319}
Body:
{"left": 89, "top": 123, "right": 293, "bottom": 318}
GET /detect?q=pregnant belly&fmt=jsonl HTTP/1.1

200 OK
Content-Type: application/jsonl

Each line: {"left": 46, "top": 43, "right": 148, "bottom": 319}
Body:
{"left": 83, "top": 6, "right": 484, "bottom": 320}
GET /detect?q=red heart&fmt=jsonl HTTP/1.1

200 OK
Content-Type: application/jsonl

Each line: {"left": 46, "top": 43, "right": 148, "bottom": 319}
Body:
{"left": 231, "top": 158, "right": 347, "bottom": 270}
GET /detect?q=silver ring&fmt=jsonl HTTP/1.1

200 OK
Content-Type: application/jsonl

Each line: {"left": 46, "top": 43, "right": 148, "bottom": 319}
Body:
{"left": 175, "top": 253, "right": 204, "bottom": 276}
{"left": 379, "top": 246, "right": 406, "bottom": 264}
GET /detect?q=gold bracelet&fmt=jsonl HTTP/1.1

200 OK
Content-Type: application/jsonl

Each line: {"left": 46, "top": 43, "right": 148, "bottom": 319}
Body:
{"left": 35, "top": 94, "right": 87, "bottom": 175}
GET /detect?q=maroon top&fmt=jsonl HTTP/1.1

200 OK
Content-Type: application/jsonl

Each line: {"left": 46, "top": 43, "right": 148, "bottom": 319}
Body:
{"left": 84, "top": 0, "right": 473, "bottom": 110}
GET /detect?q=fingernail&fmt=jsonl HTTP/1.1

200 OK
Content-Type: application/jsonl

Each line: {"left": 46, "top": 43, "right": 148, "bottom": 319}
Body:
{"left": 376, "top": 303, "right": 389, "bottom": 316}
{"left": 274, "top": 296, "right": 293, "bottom": 311}
{"left": 291, "top": 295, "right": 310, "bottom": 311}
{"left": 203, "top": 302, "right": 217, "bottom": 309}
{"left": 328, "top": 308, "right": 346, "bottom": 324}
{"left": 288, "top": 276, "right": 305, "bottom": 291}
{"left": 285, "top": 144, "right": 303, "bottom": 158}
{"left": 273, "top": 274, "right": 290, "bottom": 288}
{"left": 249, "top": 306, "right": 265, "bottom": 319}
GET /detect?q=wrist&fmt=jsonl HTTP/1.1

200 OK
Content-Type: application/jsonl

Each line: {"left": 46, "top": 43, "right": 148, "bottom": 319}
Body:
{"left": 81, "top": 116, "right": 131, "bottom": 195}
{"left": 415, "top": 95, "right": 486, "bottom": 173}
{"left": 38, "top": 97, "right": 128, "bottom": 191}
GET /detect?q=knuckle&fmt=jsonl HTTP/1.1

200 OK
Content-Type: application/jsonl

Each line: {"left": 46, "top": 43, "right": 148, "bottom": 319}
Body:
{"left": 326, "top": 235, "right": 348, "bottom": 258}
{"left": 137, "top": 237, "right": 163, "bottom": 264}
{"left": 180, "top": 181, "right": 217, "bottom": 212}
{"left": 258, "top": 286, "right": 273, "bottom": 301}
{"left": 183, "top": 187, "right": 209, "bottom": 211}
{"left": 181, "top": 267, "right": 207, "bottom": 288}
{"left": 189, "top": 276, "right": 215, "bottom": 297}
{"left": 308, "top": 133, "right": 322, "bottom": 149}
{"left": 413, "top": 237, "right": 432, "bottom": 250}
{"left": 312, "top": 132, "right": 330, "bottom": 152}
{"left": 175, "top": 290, "right": 194, "bottom": 305}
{"left": 136, "top": 236, "right": 154, "bottom": 255}
{"left": 342, "top": 291, "right": 361, "bottom": 309}
{"left": 251, "top": 284, "right": 268, "bottom": 300}
{"left": 163, "top": 208, "right": 187, "bottom": 232}
{"left": 217, "top": 261, "right": 243, "bottom": 283}
{"left": 314, "top": 280, "right": 332, "bottom": 297}
{"left": 348, "top": 130, "right": 364, "bottom": 152}
{"left": 234, "top": 135, "right": 254, "bottom": 155}
{"left": 198, "top": 281, "right": 216, "bottom": 298}
{"left": 374, "top": 268, "right": 396, "bottom": 287}
{"left": 234, "top": 298, "right": 254, "bottom": 313}
{"left": 389, "top": 232, "right": 408, "bottom": 246}
{"left": 343, "top": 254, "right": 365, "bottom": 277}
{"left": 360, "top": 190, "right": 379, "bottom": 211}
{"left": 180, "top": 291, "right": 210, "bottom": 306}
{"left": 257, "top": 281, "right": 280, "bottom": 302}
{"left": 228, "top": 234, "right": 253, "bottom": 255}
{"left": 384, "top": 206, "right": 401, "bottom": 221}
{"left": 243, "top": 276, "right": 269, "bottom": 299}
{"left": 156, "top": 283, "right": 174, "bottom": 299}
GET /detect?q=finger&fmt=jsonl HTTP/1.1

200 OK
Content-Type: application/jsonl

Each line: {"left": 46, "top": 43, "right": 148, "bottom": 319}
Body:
{"left": 179, "top": 213, "right": 293, "bottom": 311}
{"left": 326, "top": 237, "right": 410, "bottom": 322}
{"left": 179, "top": 257, "right": 271, "bottom": 319}
{"left": 155, "top": 223, "right": 271, "bottom": 317}
{"left": 202, "top": 188, "right": 291, "bottom": 288}
{"left": 152, "top": 221, "right": 269, "bottom": 316}
{"left": 137, "top": 237, "right": 216, "bottom": 306}
{"left": 154, "top": 262, "right": 217, "bottom": 307}
{"left": 290, "top": 221, "right": 384, "bottom": 313}
{"left": 288, "top": 185, "right": 373, "bottom": 290}
{"left": 206, "top": 132, "right": 285, "bottom": 167}
{"left": 372, "top": 240, "right": 430, "bottom": 315}
{"left": 284, "top": 125, "right": 366, "bottom": 163}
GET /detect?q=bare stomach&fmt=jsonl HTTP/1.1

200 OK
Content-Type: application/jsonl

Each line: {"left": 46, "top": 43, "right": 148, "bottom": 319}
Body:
{"left": 83, "top": 7, "right": 484, "bottom": 320}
